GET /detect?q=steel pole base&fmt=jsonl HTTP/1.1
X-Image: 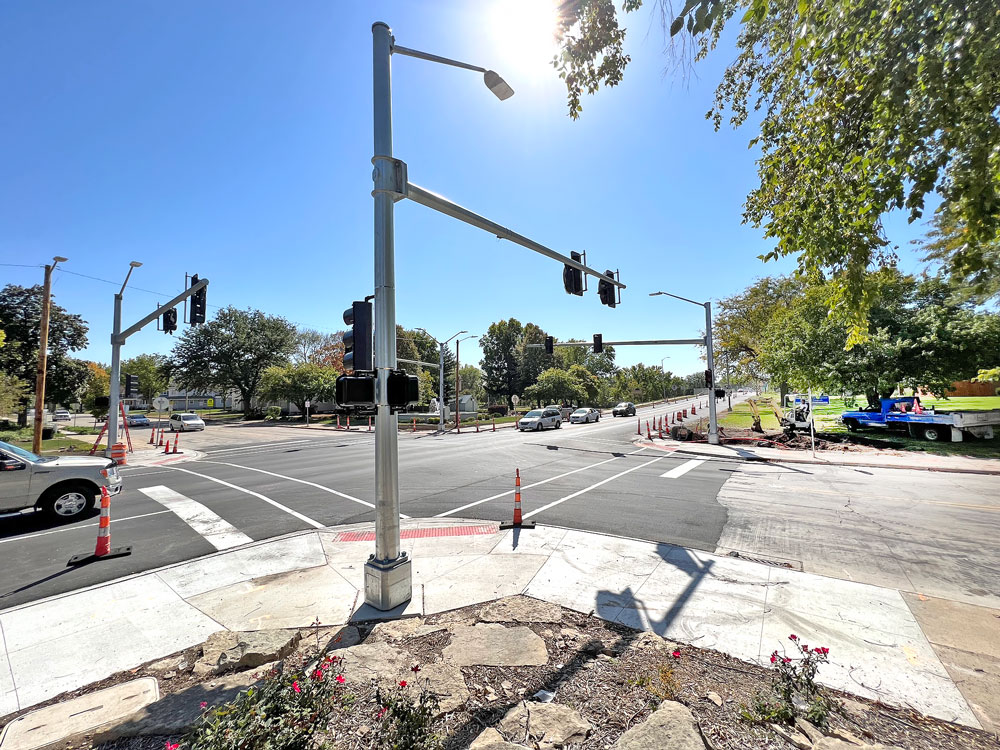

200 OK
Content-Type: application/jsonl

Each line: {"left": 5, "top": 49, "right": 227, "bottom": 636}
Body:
{"left": 364, "top": 553, "right": 412, "bottom": 611}
{"left": 67, "top": 546, "right": 133, "bottom": 567}
{"left": 499, "top": 520, "right": 535, "bottom": 530}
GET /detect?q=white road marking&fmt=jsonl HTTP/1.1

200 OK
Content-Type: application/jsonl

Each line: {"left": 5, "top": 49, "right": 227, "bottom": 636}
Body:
{"left": 138, "top": 485, "right": 254, "bottom": 550}
{"left": 660, "top": 459, "right": 706, "bottom": 479}
{"left": 204, "top": 440, "right": 312, "bottom": 454}
{"left": 0, "top": 510, "right": 172, "bottom": 545}
{"left": 522, "top": 455, "right": 670, "bottom": 520}
{"left": 435, "top": 448, "right": 647, "bottom": 518}
{"left": 164, "top": 466, "right": 326, "bottom": 529}
{"left": 200, "top": 462, "right": 409, "bottom": 519}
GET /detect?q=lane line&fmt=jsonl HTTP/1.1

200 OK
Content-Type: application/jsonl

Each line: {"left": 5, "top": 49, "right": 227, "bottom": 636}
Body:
{"left": 435, "top": 448, "right": 647, "bottom": 518}
{"left": 199, "top": 461, "right": 409, "bottom": 519}
{"left": 522, "top": 455, "right": 670, "bottom": 520}
{"left": 138, "top": 486, "right": 254, "bottom": 550}
{"left": 0, "top": 510, "right": 172, "bottom": 545}
{"left": 203, "top": 440, "right": 312, "bottom": 454}
{"left": 660, "top": 459, "right": 706, "bottom": 478}
{"left": 164, "top": 466, "right": 326, "bottom": 529}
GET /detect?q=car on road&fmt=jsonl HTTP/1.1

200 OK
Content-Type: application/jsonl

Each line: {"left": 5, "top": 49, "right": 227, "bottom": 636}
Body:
{"left": 53, "top": 409, "right": 72, "bottom": 422}
{"left": 612, "top": 402, "right": 636, "bottom": 417}
{"left": 169, "top": 413, "right": 206, "bottom": 431}
{"left": 570, "top": 407, "right": 600, "bottom": 424}
{"left": 544, "top": 405, "right": 574, "bottom": 421}
{"left": 127, "top": 413, "right": 151, "bottom": 427}
{"left": 518, "top": 408, "right": 562, "bottom": 432}
{"left": 0, "top": 440, "right": 122, "bottom": 520}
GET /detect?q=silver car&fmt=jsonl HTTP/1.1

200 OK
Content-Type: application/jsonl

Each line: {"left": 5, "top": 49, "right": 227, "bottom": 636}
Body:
{"left": 570, "top": 407, "right": 600, "bottom": 424}
{"left": 0, "top": 440, "right": 122, "bottom": 520}
{"left": 518, "top": 408, "right": 562, "bottom": 432}
{"left": 169, "top": 413, "right": 206, "bottom": 431}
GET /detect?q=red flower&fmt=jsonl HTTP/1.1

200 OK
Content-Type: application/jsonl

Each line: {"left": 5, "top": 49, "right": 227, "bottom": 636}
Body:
{"left": 312, "top": 668, "right": 324, "bottom": 680}
{"left": 377, "top": 707, "right": 387, "bottom": 720}
{"left": 788, "top": 634, "right": 798, "bottom": 641}
{"left": 336, "top": 674, "right": 346, "bottom": 684}
{"left": 411, "top": 664, "right": 421, "bottom": 674}
{"left": 671, "top": 650, "right": 681, "bottom": 658}
{"left": 801, "top": 645, "right": 809, "bottom": 652}
{"left": 165, "top": 743, "right": 180, "bottom": 750}
{"left": 399, "top": 680, "right": 408, "bottom": 688}
{"left": 783, "top": 657, "right": 792, "bottom": 664}
{"left": 292, "top": 680, "right": 301, "bottom": 693}
{"left": 818, "top": 647, "right": 830, "bottom": 655}
{"left": 199, "top": 701, "right": 207, "bottom": 709}
{"left": 769, "top": 654, "right": 777, "bottom": 664}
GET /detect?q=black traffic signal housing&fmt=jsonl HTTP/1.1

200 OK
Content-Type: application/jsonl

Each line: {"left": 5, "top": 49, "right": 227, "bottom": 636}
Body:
{"left": 190, "top": 275, "right": 207, "bottom": 324}
{"left": 387, "top": 370, "right": 419, "bottom": 410}
{"left": 598, "top": 270, "right": 617, "bottom": 308}
{"left": 335, "top": 374, "right": 375, "bottom": 410}
{"left": 705, "top": 369, "right": 714, "bottom": 388}
{"left": 544, "top": 336, "right": 554, "bottom": 355}
{"left": 124, "top": 374, "right": 139, "bottom": 398}
{"left": 563, "top": 251, "right": 584, "bottom": 296}
{"left": 343, "top": 301, "right": 373, "bottom": 372}
{"left": 593, "top": 334, "right": 603, "bottom": 354}
{"left": 162, "top": 307, "right": 178, "bottom": 334}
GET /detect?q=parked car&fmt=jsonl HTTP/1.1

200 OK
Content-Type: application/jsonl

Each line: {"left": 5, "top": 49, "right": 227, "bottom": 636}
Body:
{"left": 544, "top": 405, "right": 574, "bottom": 421}
{"left": 518, "top": 408, "right": 562, "bottom": 432}
{"left": 570, "top": 407, "right": 600, "bottom": 424}
{"left": 127, "top": 413, "right": 151, "bottom": 427}
{"left": 0, "top": 440, "right": 122, "bottom": 520}
{"left": 169, "top": 413, "right": 206, "bottom": 431}
{"left": 53, "top": 409, "right": 72, "bottom": 422}
{"left": 612, "top": 402, "right": 636, "bottom": 417}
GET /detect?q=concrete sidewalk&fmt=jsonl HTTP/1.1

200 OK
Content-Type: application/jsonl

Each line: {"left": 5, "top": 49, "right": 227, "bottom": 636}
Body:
{"left": 0, "top": 520, "right": 981, "bottom": 730}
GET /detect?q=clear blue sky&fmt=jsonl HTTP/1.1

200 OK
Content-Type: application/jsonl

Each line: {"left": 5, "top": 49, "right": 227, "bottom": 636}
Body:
{"left": 0, "top": 0, "right": 933, "bottom": 378}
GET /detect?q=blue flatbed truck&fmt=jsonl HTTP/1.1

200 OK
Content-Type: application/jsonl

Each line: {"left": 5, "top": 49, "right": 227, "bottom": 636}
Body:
{"left": 840, "top": 397, "right": 1000, "bottom": 442}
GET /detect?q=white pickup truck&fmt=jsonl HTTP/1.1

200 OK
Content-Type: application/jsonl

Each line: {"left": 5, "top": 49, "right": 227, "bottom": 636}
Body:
{"left": 0, "top": 440, "right": 123, "bottom": 520}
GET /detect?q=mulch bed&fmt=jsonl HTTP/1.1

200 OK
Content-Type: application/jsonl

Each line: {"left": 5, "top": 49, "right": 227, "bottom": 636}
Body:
{"left": 5, "top": 598, "right": 997, "bottom": 750}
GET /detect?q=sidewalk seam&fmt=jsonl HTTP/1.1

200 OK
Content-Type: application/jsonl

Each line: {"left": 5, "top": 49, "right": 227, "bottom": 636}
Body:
{"left": 154, "top": 571, "right": 230, "bottom": 634}
{"left": 0, "top": 618, "right": 19, "bottom": 712}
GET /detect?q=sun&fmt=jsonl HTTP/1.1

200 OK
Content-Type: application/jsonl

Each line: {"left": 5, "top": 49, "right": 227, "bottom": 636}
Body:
{"left": 489, "top": 0, "right": 563, "bottom": 72}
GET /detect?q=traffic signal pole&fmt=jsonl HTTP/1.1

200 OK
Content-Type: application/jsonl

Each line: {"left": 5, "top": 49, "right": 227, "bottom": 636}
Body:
{"left": 703, "top": 301, "right": 720, "bottom": 445}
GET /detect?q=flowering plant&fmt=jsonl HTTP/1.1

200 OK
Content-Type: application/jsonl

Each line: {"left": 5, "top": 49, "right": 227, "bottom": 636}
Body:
{"left": 373, "top": 667, "right": 443, "bottom": 750}
{"left": 743, "top": 634, "right": 837, "bottom": 726}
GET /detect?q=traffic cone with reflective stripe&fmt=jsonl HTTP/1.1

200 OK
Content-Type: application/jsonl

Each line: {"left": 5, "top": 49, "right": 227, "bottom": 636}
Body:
{"left": 501, "top": 468, "right": 534, "bottom": 529}
{"left": 67, "top": 487, "right": 132, "bottom": 565}
{"left": 172, "top": 433, "right": 180, "bottom": 454}
{"left": 692, "top": 405, "right": 696, "bottom": 415}
{"left": 158, "top": 430, "right": 164, "bottom": 447}
{"left": 637, "top": 418, "right": 641, "bottom": 435}
{"left": 148, "top": 428, "right": 156, "bottom": 445}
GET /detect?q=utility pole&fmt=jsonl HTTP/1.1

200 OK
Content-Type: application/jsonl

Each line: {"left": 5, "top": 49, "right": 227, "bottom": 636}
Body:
{"left": 32, "top": 256, "right": 67, "bottom": 454}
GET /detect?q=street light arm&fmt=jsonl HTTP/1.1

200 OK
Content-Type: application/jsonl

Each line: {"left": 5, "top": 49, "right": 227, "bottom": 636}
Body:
{"left": 650, "top": 290, "right": 705, "bottom": 307}
{"left": 391, "top": 44, "right": 486, "bottom": 74}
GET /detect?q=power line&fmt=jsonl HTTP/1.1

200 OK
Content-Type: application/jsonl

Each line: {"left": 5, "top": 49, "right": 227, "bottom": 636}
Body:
{"left": 0, "top": 263, "right": 44, "bottom": 268}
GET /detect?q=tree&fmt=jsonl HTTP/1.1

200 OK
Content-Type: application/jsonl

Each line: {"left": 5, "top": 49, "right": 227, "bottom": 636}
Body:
{"left": 81, "top": 362, "right": 110, "bottom": 418}
{"left": 557, "top": 0, "right": 1000, "bottom": 341}
{"left": 919, "top": 210, "right": 1000, "bottom": 305}
{"left": 397, "top": 327, "right": 454, "bottom": 402}
{"left": 169, "top": 307, "right": 297, "bottom": 414}
{"left": 523, "top": 368, "right": 586, "bottom": 406}
{"left": 459, "top": 364, "right": 486, "bottom": 404}
{"left": 0, "top": 284, "right": 88, "bottom": 423}
{"left": 260, "top": 363, "right": 339, "bottom": 415}
{"left": 0, "top": 373, "right": 27, "bottom": 417}
{"left": 417, "top": 369, "right": 435, "bottom": 406}
{"left": 294, "top": 329, "right": 345, "bottom": 369}
{"left": 481, "top": 319, "right": 524, "bottom": 404}
{"left": 759, "top": 270, "right": 1000, "bottom": 406}
{"left": 568, "top": 364, "right": 600, "bottom": 404}
{"left": 121, "top": 353, "right": 170, "bottom": 404}
{"left": 517, "top": 323, "right": 555, "bottom": 393}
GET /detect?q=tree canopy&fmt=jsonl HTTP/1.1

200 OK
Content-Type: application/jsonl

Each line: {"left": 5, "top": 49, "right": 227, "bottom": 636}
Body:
{"left": 260, "top": 362, "right": 339, "bottom": 415}
{"left": 121, "top": 353, "right": 170, "bottom": 404}
{"left": 556, "top": 0, "right": 1000, "bottom": 340}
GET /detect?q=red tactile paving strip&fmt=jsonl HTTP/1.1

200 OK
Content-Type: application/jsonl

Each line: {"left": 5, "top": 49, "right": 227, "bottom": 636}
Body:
{"left": 333, "top": 524, "right": 500, "bottom": 543}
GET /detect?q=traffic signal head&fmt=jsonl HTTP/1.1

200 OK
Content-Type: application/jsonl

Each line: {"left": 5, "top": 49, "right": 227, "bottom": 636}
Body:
{"left": 598, "top": 270, "right": 617, "bottom": 308}
{"left": 190, "top": 274, "right": 207, "bottom": 325}
{"left": 162, "top": 307, "right": 178, "bottom": 334}
{"left": 343, "top": 300, "right": 373, "bottom": 372}
{"left": 544, "top": 336, "right": 554, "bottom": 355}
{"left": 563, "top": 251, "right": 583, "bottom": 296}
{"left": 387, "top": 370, "right": 419, "bottom": 410}
{"left": 335, "top": 373, "right": 375, "bottom": 408}
{"left": 705, "top": 369, "right": 714, "bottom": 388}
{"left": 593, "top": 334, "right": 603, "bottom": 354}
{"left": 124, "top": 374, "right": 139, "bottom": 398}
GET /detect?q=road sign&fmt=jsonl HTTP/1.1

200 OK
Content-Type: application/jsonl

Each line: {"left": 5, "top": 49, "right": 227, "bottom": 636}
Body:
{"left": 152, "top": 396, "right": 170, "bottom": 411}
{"left": 305, "top": 400, "right": 311, "bottom": 408}
{"left": 511, "top": 395, "right": 520, "bottom": 407}
{"left": 207, "top": 398, "right": 215, "bottom": 408}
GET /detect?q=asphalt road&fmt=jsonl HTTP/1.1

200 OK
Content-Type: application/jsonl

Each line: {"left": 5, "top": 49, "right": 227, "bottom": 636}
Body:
{"left": 1, "top": 397, "right": 735, "bottom": 607}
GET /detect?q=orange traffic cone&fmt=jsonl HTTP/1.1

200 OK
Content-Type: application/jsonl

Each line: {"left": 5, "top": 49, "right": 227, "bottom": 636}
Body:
{"left": 148, "top": 428, "right": 156, "bottom": 445}
{"left": 500, "top": 469, "right": 535, "bottom": 529}
{"left": 67, "top": 486, "right": 132, "bottom": 565}
{"left": 172, "top": 433, "right": 180, "bottom": 454}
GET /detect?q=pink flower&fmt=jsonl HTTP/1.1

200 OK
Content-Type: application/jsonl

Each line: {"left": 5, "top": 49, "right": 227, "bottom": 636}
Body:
{"left": 335, "top": 674, "right": 346, "bottom": 684}
{"left": 801, "top": 645, "right": 810, "bottom": 652}
{"left": 199, "top": 701, "right": 207, "bottom": 709}
{"left": 788, "top": 634, "right": 798, "bottom": 641}
{"left": 399, "top": 680, "right": 408, "bottom": 688}
{"left": 783, "top": 657, "right": 792, "bottom": 664}
{"left": 292, "top": 680, "right": 301, "bottom": 693}
{"left": 671, "top": 650, "right": 681, "bottom": 658}
{"left": 312, "top": 668, "right": 324, "bottom": 681}
{"left": 377, "top": 707, "right": 387, "bottom": 720}
{"left": 769, "top": 654, "right": 777, "bottom": 664}
{"left": 165, "top": 743, "right": 180, "bottom": 750}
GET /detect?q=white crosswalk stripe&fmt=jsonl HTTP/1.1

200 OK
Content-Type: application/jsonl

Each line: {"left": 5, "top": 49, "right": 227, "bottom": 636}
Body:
{"left": 139, "top": 485, "right": 254, "bottom": 550}
{"left": 660, "top": 459, "right": 705, "bottom": 478}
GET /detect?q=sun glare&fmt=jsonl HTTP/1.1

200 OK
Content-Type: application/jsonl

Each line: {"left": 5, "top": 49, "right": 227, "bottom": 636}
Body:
{"left": 489, "top": 0, "right": 563, "bottom": 73}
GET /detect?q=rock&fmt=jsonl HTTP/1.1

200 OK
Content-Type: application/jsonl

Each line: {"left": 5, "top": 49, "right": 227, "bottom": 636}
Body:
{"left": 814, "top": 740, "right": 903, "bottom": 750}
{"left": 370, "top": 617, "right": 445, "bottom": 641}
{"left": 501, "top": 680, "right": 514, "bottom": 691}
{"left": 147, "top": 654, "right": 187, "bottom": 672}
{"left": 770, "top": 723, "right": 812, "bottom": 749}
{"left": 629, "top": 631, "right": 677, "bottom": 653}
{"left": 613, "top": 701, "right": 704, "bottom": 750}
{"left": 93, "top": 672, "right": 259, "bottom": 744}
{"left": 162, "top": 671, "right": 176, "bottom": 680}
{"left": 825, "top": 727, "right": 866, "bottom": 745}
{"left": 499, "top": 702, "right": 591, "bottom": 749}
{"left": 443, "top": 624, "right": 548, "bottom": 667}
{"left": 195, "top": 630, "right": 301, "bottom": 675}
{"left": 706, "top": 691, "right": 723, "bottom": 707}
{"left": 418, "top": 662, "right": 470, "bottom": 715}
{"left": 470, "top": 727, "right": 529, "bottom": 750}
{"left": 560, "top": 627, "right": 583, "bottom": 640}
{"left": 323, "top": 624, "right": 362, "bottom": 650}
{"left": 357, "top": 724, "right": 371, "bottom": 737}
{"left": 480, "top": 596, "right": 564, "bottom": 623}
{"left": 796, "top": 717, "right": 826, "bottom": 743}
{"left": 337, "top": 642, "right": 409, "bottom": 685}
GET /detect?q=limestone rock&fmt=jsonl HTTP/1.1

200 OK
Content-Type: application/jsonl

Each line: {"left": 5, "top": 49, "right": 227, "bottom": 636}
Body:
{"left": 613, "top": 701, "right": 704, "bottom": 750}
{"left": 470, "top": 727, "right": 530, "bottom": 749}
{"left": 313, "top": 624, "right": 361, "bottom": 651}
{"left": 337, "top": 642, "right": 409, "bottom": 684}
{"left": 93, "top": 672, "right": 258, "bottom": 744}
{"left": 770, "top": 723, "right": 812, "bottom": 750}
{"left": 195, "top": 629, "right": 301, "bottom": 675}
{"left": 796, "top": 717, "right": 826, "bottom": 743}
{"left": 481, "top": 596, "right": 563, "bottom": 623}
{"left": 146, "top": 654, "right": 188, "bottom": 673}
{"left": 499, "top": 702, "right": 591, "bottom": 749}
{"left": 629, "top": 631, "right": 678, "bottom": 653}
{"left": 370, "top": 617, "right": 446, "bottom": 642}
{"left": 706, "top": 691, "right": 723, "bottom": 707}
{"left": 444, "top": 624, "right": 548, "bottom": 667}
{"left": 418, "top": 662, "right": 469, "bottom": 715}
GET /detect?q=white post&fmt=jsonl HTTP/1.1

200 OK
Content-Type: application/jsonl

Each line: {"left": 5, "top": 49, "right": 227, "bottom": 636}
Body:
{"left": 438, "top": 342, "right": 445, "bottom": 430}
{"left": 107, "top": 294, "right": 123, "bottom": 457}
{"left": 704, "top": 301, "right": 719, "bottom": 445}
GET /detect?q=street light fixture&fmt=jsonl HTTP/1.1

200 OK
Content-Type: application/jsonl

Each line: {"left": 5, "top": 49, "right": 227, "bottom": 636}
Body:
{"left": 649, "top": 291, "right": 719, "bottom": 445}
{"left": 415, "top": 328, "right": 467, "bottom": 430}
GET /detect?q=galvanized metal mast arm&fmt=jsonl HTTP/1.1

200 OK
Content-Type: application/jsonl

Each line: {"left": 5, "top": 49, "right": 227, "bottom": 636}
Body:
{"left": 397, "top": 357, "right": 439, "bottom": 368}
{"left": 391, "top": 45, "right": 486, "bottom": 73}
{"left": 527, "top": 338, "right": 703, "bottom": 348}
{"left": 404, "top": 182, "right": 626, "bottom": 289}
{"left": 115, "top": 278, "right": 209, "bottom": 343}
